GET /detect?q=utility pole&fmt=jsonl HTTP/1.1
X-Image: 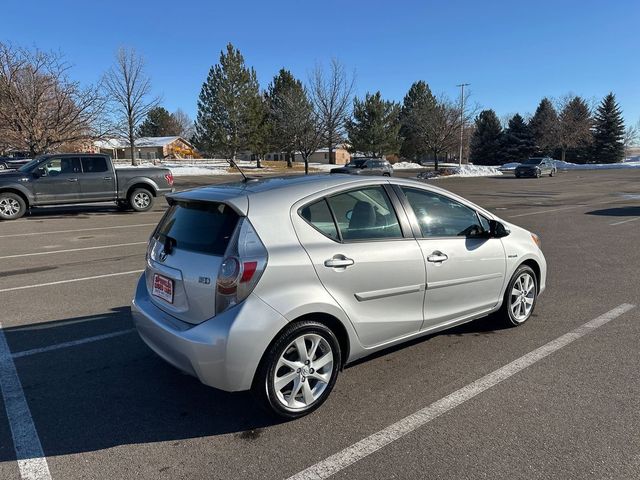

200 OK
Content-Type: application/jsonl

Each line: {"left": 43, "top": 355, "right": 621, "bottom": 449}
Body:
{"left": 456, "top": 83, "right": 470, "bottom": 167}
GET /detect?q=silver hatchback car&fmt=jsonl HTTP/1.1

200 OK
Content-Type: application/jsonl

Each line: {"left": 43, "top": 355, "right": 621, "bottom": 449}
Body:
{"left": 132, "top": 175, "right": 546, "bottom": 417}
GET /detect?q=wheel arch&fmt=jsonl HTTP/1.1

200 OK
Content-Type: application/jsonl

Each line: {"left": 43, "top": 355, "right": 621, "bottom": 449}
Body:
{"left": 126, "top": 182, "right": 157, "bottom": 199}
{"left": 0, "top": 187, "right": 31, "bottom": 208}
{"left": 519, "top": 258, "right": 541, "bottom": 293}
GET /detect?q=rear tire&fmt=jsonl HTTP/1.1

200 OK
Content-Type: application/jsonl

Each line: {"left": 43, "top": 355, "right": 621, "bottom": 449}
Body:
{"left": 128, "top": 188, "right": 154, "bottom": 212}
{"left": 535, "top": 169, "right": 541, "bottom": 178}
{"left": 0, "top": 192, "right": 26, "bottom": 220}
{"left": 499, "top": 265, "right": 538, "bottom": 327}
{"left": 253, "top": 321, "right": 341, "bottom": 419}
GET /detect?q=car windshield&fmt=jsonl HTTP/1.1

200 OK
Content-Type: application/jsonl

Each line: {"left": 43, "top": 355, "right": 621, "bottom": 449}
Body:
{"left": 347, "top": 159, "right": 367, "bottom": 168}
{"left": 18, "top": 157, "right": 44, "bottom": 172}
{"left": 522, "top": 158, "right": 543, "bottom": 165}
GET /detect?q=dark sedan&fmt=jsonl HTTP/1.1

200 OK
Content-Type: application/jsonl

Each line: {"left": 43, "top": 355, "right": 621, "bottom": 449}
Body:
{"left": 330, "top": 158, "right": 393, "bottom": 176}
{"left": 515, "top": 157, "right": 557, "bottom": 178}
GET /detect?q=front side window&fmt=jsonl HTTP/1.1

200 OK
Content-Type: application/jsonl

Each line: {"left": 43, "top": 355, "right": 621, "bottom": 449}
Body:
{"left": 402, "top": 188, "right": 485, "bottom": 238}
{"left": 327, "top": 186, "right": 402, "bottom": 240}
{"left": 40, "top": 157, "right": 81, "bottom": 176}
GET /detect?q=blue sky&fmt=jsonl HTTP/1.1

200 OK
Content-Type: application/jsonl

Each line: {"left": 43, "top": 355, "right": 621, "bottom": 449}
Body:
{"left": 4, "top": 0, "right": 639, "bottom": 125}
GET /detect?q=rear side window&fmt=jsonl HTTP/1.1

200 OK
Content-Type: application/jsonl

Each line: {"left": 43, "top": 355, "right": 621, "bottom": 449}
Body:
{"left": 154, "top": 201, "right": 239, "bottom": 255}
{"left": 300, "top": 199, "right": 339, "bottom": 240}
{"left": 81, "top": 157, "right": 108, "bottom": 173}
{"left": 327, "top": 186, "right": 402, "bottom": 241}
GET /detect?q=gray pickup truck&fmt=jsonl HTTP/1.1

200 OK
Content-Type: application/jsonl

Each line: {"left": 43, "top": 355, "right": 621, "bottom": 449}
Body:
{"left": 0, "top": 153, "right": 174, "bottom": 220}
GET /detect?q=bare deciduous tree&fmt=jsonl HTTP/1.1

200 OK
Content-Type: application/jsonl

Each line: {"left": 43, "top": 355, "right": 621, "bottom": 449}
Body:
{"left": 405, "top": 94, "right": 475, "bottom": 170}
{"left": 624, "top": 120, "right": 640, "bottom": 158}
{"left": 0, "top": 42, "right": 106, "bottom": 156}
{"left": 309, "top": 59, "right": 354, "bottom": 164}
{"left": 171, "top": 108, "right": 195, "bottom": 140}
{"left": 104, "top": 47, "right": 160, "bottom": 165}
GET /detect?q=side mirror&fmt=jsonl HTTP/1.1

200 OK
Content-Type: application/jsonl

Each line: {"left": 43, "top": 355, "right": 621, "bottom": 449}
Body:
{"left": 489, "top": 219, "right": 510, "bottom": 238}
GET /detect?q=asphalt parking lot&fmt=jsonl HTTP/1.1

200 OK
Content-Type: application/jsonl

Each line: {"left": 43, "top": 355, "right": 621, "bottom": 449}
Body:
{"left": 1, "top": 169, "right": 639, "bottom": 480}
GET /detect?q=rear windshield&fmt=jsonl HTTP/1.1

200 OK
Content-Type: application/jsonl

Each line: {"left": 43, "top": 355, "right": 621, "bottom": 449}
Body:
{"left": 154, "top": 201, "right": 239, "bottom": 255}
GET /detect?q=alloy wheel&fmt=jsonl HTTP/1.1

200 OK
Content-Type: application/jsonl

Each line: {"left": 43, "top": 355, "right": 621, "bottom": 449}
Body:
{"left": 272, "top": 333, "right": 334, "bottom": 410}
{"left": 134, "top": 192, "right": 151, "bottom": 209}
{"left": 0, "top": 197, "right": 20, "bottom": 218}
{"left": 510, "top": 272, "right": 535, "bottom": 322}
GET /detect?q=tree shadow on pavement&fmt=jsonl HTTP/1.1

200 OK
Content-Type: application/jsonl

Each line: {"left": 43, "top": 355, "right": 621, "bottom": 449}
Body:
{"left": 585, "top": 206, "right": 640, "bottom": 217}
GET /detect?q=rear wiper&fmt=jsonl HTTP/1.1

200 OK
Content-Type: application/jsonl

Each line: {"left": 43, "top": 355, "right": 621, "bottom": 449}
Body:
{"left": 163, "top": 235, "right": 177, "bottom": 256}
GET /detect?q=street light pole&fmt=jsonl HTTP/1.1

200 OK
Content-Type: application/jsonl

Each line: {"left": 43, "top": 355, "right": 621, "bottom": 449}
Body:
{"left": 456, "top": 83, "right": 470, "bottom": 167}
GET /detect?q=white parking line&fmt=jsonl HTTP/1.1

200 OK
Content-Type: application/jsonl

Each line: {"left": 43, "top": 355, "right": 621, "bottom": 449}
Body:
{"left": 0, "top": 242, "right": 147, "bottom": 260}
{"left": 0, "top": 270, "right": 144, "bottom": 293}
{"left": 288, "top": 303, "right": 635, "bottom": 480}
{"left": 610, "top": 217, "right": 640, "bottom": 226}
{"left": 0, "top": 224, "right": 157, "bottom": 239}
{"left": 11, "top": 329, "right": 136, "bottom": 359}
{"left": 507, "top": 199, "right": 622, "bottom": 218}
{"left": 0, "top": 320, "right": 52, "bottom": 480}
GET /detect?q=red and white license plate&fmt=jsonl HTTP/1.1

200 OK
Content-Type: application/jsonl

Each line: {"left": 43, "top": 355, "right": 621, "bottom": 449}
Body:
{"left": 152, "top": 273, "right": 174, "bottom": 303}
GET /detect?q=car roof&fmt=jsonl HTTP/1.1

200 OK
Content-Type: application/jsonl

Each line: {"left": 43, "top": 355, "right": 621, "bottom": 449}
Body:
{"left": 170, "top": 174, "right": 487, "bottom": 217}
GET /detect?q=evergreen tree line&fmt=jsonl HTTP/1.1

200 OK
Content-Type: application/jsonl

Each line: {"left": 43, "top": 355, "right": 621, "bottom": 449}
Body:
{"left": 191, "top": 43, "right": 474, "bottom": 171}
{"left": 133, "top": 41, "right": 631, "bottom": 169}
{"left": 470, "top": 94, "right": 627, "bottom": 165}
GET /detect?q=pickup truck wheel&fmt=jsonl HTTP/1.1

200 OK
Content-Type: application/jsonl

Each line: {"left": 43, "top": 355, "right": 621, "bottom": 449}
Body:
{"left": 0, "top": 192, "right": 26, "bottom": 220}
{"left": 129, "top": 188, "right": 154, "bottom": 212}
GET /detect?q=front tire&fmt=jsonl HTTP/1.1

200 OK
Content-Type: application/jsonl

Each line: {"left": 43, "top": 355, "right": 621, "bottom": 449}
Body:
{"left": 253, "top": 321, "right": 341, "bottom": 418}
{"left": 550, "top": 169, "right": 556, "bottom": 177}
{"left": 0, "top": 192, "right": 27, "bottom": 220}
{"left": 499, "top": 265, "right": 538, "bottom": 327}
{"left": 128, "top": 188, "right": 154, "bottom": 212}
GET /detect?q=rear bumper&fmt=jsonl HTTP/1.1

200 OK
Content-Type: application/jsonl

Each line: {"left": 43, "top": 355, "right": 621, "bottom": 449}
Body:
{"left": 131, "top": 273, "right": 288, "bottom": 392}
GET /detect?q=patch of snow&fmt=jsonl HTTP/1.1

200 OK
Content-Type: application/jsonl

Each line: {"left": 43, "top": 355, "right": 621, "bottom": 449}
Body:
{"left": 392, "top": 162, "right": 426, "bottom": 170}
{"left": 554, "top": 160, "right": 640, "bottom": 170}
{"left": 418, "top": 165, "right": 503, "bottom": 180}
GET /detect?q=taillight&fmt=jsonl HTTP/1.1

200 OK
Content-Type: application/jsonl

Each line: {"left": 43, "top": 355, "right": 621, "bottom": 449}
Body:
{"left": 215, "top": 218, "right": 268, "bottom": 314}
{"left": 164, "top": 173, "right": 174, "bottom": 186}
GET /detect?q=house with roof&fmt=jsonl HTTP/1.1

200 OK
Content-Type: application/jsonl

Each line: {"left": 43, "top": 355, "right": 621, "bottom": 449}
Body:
{"left": 94, "top": 136, "right": 197, "bottom": 161}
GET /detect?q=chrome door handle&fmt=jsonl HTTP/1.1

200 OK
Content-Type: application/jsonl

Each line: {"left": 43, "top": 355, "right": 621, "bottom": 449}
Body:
{"left": 103, "top": 176, "right": 112, "bottom": 180}
{"left": 427, "top": 251, "right": 448, "bottom": 263}
{"left": 324, "top": 256, "right": 355, "bottom": 268}
{"left": 67, "top": 178, "right": 78, "bottom": 182}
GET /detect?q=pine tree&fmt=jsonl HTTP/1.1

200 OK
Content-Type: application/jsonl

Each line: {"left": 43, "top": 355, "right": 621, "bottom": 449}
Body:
{"left": 529, "top": 98, "right": 559, "bottom": 155}
{"left": 245, "top": 92, "right": 270, "bottom": 168}
{"left": 557, "top": 96, "right": 592, "bottom": 163}
{"left": 591, "top": 92, "right": 625, "bottom": 163}
{"left": 346, "top": 91, "right": 400, "bottom": 158}
{"left": 194, "top": 43, "right": 260, "bottom": 159}
{"left": 399, "top": 81, "right": 436, "bottom": 161}
{"left": 267, "top": 69, "right": 305, "bottom": 167}
{"left": 469, "top": 109, "right": 502, "bottom": 165}
{"left": 137, "top": 107, "right": 181, "bottom": 137}
{"left": 499, "top": 114, "right": 535, "bottom": 163}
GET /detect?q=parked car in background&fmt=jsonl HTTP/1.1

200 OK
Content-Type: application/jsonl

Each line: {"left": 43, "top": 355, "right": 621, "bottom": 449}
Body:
{"left": 330, "top": 158, "right": 393, "bottom": 176}
{"left": 515, "top": 157, "right": 557, "bottom": 178}
{"left": 0, "top": 157, "right": 30, "bottom": 170}
{"left": 132, "top": 175, "right": 546, "bottom": 418}
{"left": 0, "top": 153, "right": 173, "bottom": 220}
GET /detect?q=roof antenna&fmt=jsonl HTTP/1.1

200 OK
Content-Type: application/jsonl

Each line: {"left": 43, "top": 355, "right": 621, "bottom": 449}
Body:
{"left": 228, "top": 158, "right": 257, "bottom": 183}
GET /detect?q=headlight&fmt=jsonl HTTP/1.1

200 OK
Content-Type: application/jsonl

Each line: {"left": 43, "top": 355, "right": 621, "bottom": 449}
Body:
{"left": 531, "top": 233, "right": 542, "bottom": 248}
